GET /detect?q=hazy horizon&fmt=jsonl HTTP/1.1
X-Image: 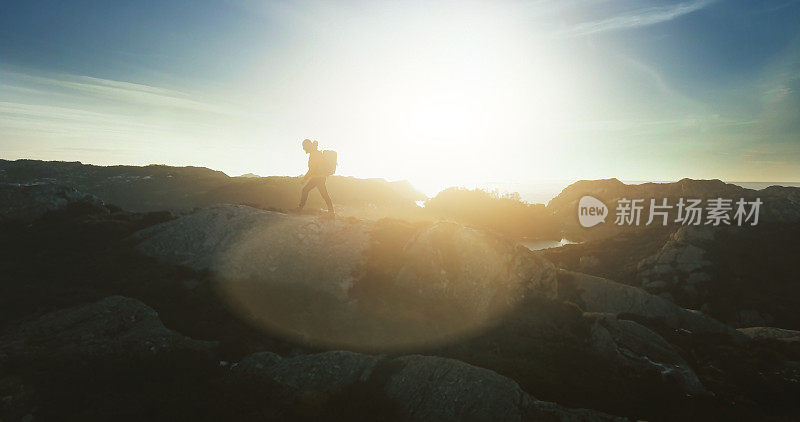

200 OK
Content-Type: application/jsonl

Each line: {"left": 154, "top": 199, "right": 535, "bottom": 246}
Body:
{"left": 5, "top": 156, "right": 800, "bottom": 205}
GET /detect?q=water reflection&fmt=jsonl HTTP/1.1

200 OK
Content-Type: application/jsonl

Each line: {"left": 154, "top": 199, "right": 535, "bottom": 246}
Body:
{"left": 521, "top": 238, "right": 578, "bottom": 251}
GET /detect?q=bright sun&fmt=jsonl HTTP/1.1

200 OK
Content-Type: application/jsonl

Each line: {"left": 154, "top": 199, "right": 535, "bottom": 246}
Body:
{"left": 292, "top": 4, "right": 582, "bottom": 195}
{"left": 235, "top": 2, "right": 587, "bottom": 196}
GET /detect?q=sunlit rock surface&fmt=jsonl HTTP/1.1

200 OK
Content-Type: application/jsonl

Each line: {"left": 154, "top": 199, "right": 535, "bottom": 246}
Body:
{"left": 135, "top": 205, "right": 372, "bottom": 299}
{"left": 133, "top": 205, "right": 557, "bottom": 349}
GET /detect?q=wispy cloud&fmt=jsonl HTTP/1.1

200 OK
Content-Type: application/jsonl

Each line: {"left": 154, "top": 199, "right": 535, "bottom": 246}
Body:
{"left": 0, "top": 69, "right": 264, "bottom": 153}
{"left": 0, "top": 69, "right": 258, "bottom": 120}
{"left": 555, "top": 0, "right": 716, "bottom": 38}
{"left": 0, "top": 70, "right": 224, "bottom": 114}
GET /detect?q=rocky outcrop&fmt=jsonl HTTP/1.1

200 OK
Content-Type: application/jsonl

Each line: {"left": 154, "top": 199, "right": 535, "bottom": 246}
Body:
{"left": 133, "top": 205, "right": 559, "bottom": 348}
{"left": 134, "top": 205, "right": 372, "bottom": 299}
{"left": 0, "top": 294, "right": 635, "bottom": 420}
{"left": 0, "top": 297, "right": 216, "bottom": 420}
{"left": 585, "top": 313, "right": 706, "bottom": 396}
{"left": 636, "top": 226, "right": 715, "bottom": 304}
{"left": 546, "top": 216, "right": 800, "bottom": 331}
{"left": 135, "top": 206, "right": 557, "bottom": 304}
{"left": 761, "top": 186, "right": 800, "bottom": 219}
{"left": 0, "top": 296, "right": 215, "bottom": 358}
{"left": 235, "top": 350, "right": 625, "bottom": 421}
{"left": 738, "top": 327, "right": 800, "bottom": 343}
{"left": 236, "top": 350, "right": 380, "bottom": 394}
{"left": 385, "top": 354, "right": 624, "bottom": 422}
{"left": 0, "top": 183, "right": 103, "bottom": 222}
{"left": 559, "top": 270, "right": 745, "bottom": 341}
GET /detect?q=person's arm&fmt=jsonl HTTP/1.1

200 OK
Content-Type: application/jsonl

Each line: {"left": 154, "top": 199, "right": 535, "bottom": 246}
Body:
{"left": 302, "top": 154, "right": 313, "bottom": 182}
{"left": 304, "top": 152, "right": 320, "bottom": 181}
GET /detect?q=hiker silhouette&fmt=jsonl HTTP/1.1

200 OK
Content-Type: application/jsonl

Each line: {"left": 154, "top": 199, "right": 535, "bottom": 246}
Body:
{"left": 297, "top": 139, "right": 335, "bottom": 216}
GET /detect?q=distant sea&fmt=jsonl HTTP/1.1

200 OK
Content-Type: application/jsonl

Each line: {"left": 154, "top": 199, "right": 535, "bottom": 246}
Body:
{"left": 473, "top": 180, "right": 800, "bottom": 206}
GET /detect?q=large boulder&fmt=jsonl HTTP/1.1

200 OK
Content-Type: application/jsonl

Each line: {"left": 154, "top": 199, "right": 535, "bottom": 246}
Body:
{"left": 235, "top": 350, "right": 625, "bottom": 421}
{"left": 236, "top": 350, "right": 379, "bottom": 394}
{"left": 585, "top": 313, "right": 706, "bottom": 396}
{"left": 133, "top": 205, "right": 559, "bottom": 349}
{"left": 135, "top": 206, "right": 556, "bottom": 304}
{"left": 134, "top": 205, "right": 371, "bottom": 299}
{"left": 559, "top": 271, "right": 745, "bottom": 341}
{"left": 0, "top": 183, "right": 103, "bottom": 222}
{"left": 385, "top": 354, "right": 624, "bottom": 422}
{"left": 636, "top": 226, "right": 715, "bottom": 304}
{"left": 0, "top": 296, "right": 215, "bottom": 358}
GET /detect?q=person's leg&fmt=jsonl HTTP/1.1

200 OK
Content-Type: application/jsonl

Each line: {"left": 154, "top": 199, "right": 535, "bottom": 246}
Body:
{"left": 317, "top": 178, "right": 335, "bottom": 213}
{"left": 298, "top": 178, "right": 319, "bottom": 209}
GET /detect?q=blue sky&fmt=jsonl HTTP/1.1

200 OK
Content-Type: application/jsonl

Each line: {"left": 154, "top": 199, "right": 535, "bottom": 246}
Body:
{"left": 1, "top": 0, "right": 799, "bottom": 193}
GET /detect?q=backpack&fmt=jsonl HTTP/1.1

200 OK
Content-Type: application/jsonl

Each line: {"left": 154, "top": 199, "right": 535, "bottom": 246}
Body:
{"left": 321, "top": 150, "right": 337, "bottom": 176}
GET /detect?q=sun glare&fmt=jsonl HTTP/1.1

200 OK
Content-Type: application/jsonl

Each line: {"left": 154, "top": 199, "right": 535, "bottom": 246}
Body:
{"left": 372, "top": 46, "right": 577, "bottom": 196}
{"left": 239, "top": 2, "right": 582, "bottom": 196}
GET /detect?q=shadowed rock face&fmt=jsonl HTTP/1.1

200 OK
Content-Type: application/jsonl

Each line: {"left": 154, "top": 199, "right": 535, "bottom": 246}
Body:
{"left": 559, "top": 270, "right": 745, "bottom": 341}
{"left": 637, "top": 226, "right": 715, "bottom": 305}
{"left": 133, "top": 205, "right": 558, "bottom": 349}
{"left": 0, "top": 296, "right": 215, "bottom": 358}
{"left": 738, "top": 327, "right": 800, "bottom": 343}
{"left": 237, "top": 350, "right": 380, "bottom": 394}
{"left": 235, "top": 350, "right": 625, "bottom": 422}
{"left": 585, "top": 313, "right": 706, "bottom": 397}
{"left": 546, "top": 220, "right": 800, "bottom": 330}
{"left": 383, "top": 354, "right": 625, "bottom": 422}
{"left": 0, "top": 183, "right": 103, "bottom": 222}
{"left": 0, "top": 295, "right": 632, "bottom": 421}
